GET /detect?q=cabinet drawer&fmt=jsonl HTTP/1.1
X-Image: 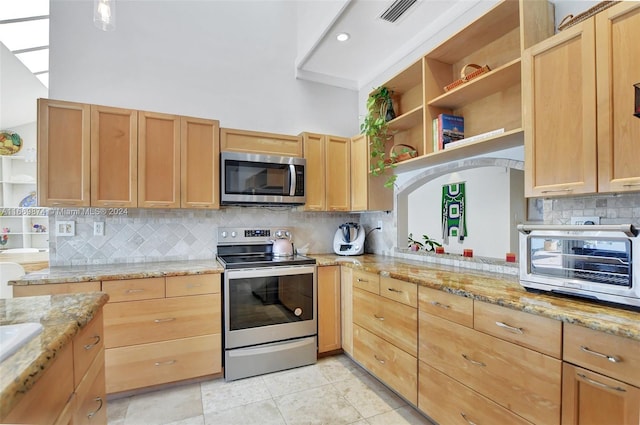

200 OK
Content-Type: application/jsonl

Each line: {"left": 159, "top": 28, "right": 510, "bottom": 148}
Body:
{"left": 103, "top": 294, "right": 220, "bottom": 348}
{"left": 105, "top": 334, "right": 221, "bottom": 393}
{"left": 102, "top": 277, "right": 165, "bottom": 302}
{"left": 352, "top": 269, "right": 379, "bottom": 294}
{"left": 166, "top": 274, "right": 220, "bottom": 297}
{"left": 419, "top": 361, "right": 532, "bottom": 425}
{"left": 418, "top": 285, "right": 473, "bottom": 328}
{"left": 73, "top": 311, "right": 104, "bottom": 388}
{"left": 380, "top": 276, "right": 417, "bottom": 307}
{"left": 353, "top": 324, "right": 417, "bottom": 405}
{"left": 3, "top": 343, "right": 74, "bottom": 425}
{"left": 353, "top": 288, "right": 417, "bottom": 356}
{"left": 13, "top": 281, "right": 101, "bottom": 297}
{"left": 474, "top": 301, "right": 562, "bottom": 359}
{"left": 564, "top": 323, "right": 640, "bottom": 387}
{"left": 420, "top": 312, "right": 561, "bottom": 425}
{"left": 73, "top": 349, "right": 106, "bottom": 425}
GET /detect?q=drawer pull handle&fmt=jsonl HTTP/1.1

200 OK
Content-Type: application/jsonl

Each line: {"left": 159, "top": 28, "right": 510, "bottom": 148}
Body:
{"left": 430, "top": 301, "right": 450, "bottom": 309}
{"left": 462, "top": 354, "right": 486, "bottom": 367}
{"left": 623, "top": 183, "right": 640, "bottom": 187}
{"left": 154, "top": 317, "right": 176, "bottom": 323}
{"left": 126, "top": 288, "right": 145, "bottom": 294}
{"left": 577, "top": 373, "right": 626, "bottom": 392}
{"left": 460, "top": 412, "right": 477, "bottom": 425}
{"left": 87, "top": 397, "right": 103, "bottom": 419}
{"left": 155, "top": 360, "right": 177, "bottom": 366}
{"left": 495, "top": 321, "right": 523, "bottom": 335}
{"left": 387, "top": 288, "right": 403, "bottom": 293}
{"left": 83, "top": 335, "right": 101, "bottom": 350}
{"left": 186, "top": 283, "right": 203, "bottom": 288}
{"left": 357, "top": 278, "right": 368, "bottom": 283}
{"left": 580, "top": 346, "right": 621, "bottom": 363}
{"left": 541, "top": 188, "right": 573, "bottom": 194}
{"left": 374, "top": 354, "right": 385, "bottom": 364}
{"left": 373, "top": 314, "right": 385, "bottom": 321}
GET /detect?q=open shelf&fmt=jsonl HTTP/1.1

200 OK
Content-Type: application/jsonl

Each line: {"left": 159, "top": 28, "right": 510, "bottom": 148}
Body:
{"left": 388, "top": 106, "right": 423, "bottom": 132}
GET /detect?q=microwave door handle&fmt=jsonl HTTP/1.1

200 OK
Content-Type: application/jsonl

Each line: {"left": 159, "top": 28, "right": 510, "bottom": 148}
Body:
{"left": 289, "top": 164, "right": 296, "bottom": 196}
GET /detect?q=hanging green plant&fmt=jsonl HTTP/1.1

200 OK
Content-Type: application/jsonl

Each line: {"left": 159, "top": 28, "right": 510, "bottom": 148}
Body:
{"left": 360, "top": 86, "right": 398, "bottom": 188}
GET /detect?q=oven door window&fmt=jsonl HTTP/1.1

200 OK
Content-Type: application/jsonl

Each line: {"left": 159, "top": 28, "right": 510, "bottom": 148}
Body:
{"left": 528, "top": 236, "right": 631, "bottom": 287}
{"left": 225, "top": 160, "right": 290, "bottom": 196}
{"left": 227, "top": 273, "right": 314, "bottom": 331}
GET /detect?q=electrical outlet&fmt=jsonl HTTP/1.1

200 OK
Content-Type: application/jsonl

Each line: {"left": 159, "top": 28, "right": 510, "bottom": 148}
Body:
{"left": 377, "top": 220, "right": 383, "bottom": 232}
{"left": 570, "top": 216, "right": 600, "bottom": 225}
{"left": 94, "top": 222, "right": 105, "bottom": 236}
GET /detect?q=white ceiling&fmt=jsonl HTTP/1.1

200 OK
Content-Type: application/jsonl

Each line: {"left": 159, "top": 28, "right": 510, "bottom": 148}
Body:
{"left": 296, "top": 0, "right": 493, "bottom": 90}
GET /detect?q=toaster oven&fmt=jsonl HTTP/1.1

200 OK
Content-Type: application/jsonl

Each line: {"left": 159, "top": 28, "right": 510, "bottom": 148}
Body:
{"left": 518, "top": 224, "right": 639, "bottom": 308}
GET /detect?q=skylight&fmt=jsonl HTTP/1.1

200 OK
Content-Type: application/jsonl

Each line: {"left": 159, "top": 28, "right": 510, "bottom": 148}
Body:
{"left": 0, "top": 0, "right": 49, "bottom": 87}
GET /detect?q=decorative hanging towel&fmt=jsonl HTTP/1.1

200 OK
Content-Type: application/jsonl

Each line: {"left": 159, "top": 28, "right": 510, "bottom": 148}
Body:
{"left": 442, "top": 182, "right": 467, "bottom": 244}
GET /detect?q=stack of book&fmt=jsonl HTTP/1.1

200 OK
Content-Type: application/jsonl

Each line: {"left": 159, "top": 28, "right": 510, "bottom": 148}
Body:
{"left": 432, "top": 114, "right": 464, "bottom": 151}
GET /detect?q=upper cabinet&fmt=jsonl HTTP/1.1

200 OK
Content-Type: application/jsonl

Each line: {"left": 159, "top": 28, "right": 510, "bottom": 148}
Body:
{"left": 523, "top": 2, "right": 640, "bottom": 197}
{"left": 180, "top": 116, "right": 220, "bottom": 209}
{"left": 90, "top": 105, "right": 138, "bottom": 207}
{"left": 301, "top": 132, "right": 327, "bottom": 211}
{"left": 350, "top": 135, "right": 392, "bottom": 212}
{"left": 375, "top": 0, "right": 554, "bottom": 174}
{"left": 38, "top": 99, "right": 220, "bottom": 209}
{"left": 138, "top": 111, "right": 181, "bottom": 208}
{"left": 38, "top": 99, "right": 91, "bottom": 207}
{"left": 220, "top": 128, "right": 302, "bottom": 157}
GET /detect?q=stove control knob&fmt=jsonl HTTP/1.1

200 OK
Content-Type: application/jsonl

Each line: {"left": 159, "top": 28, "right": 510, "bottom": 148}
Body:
{"left": 231, "top": 231, "right": 237, "bottom": 238}
{"left": 221, "top": 231, "right": 227, "bottom": 238}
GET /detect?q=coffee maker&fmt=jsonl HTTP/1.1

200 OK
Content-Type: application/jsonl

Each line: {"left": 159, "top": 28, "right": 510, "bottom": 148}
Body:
{"left": 333, "top": 222, "right": 365, "bottom": 256}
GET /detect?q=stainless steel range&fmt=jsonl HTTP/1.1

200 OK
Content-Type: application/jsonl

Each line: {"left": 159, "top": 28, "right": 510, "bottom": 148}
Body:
{"left": 217, "top": 227, "right": 317, "bottom": 381}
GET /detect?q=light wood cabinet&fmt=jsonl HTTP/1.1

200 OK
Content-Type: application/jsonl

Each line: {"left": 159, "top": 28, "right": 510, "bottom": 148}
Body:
{"left": 350, "top": 135, "right": 393, "bottom": 212}
{"left": 2, "top": 310, "right": 106, "bottom": 425}
{"left": 523, "top": 2, "right": 640, "bottom": 197}
{"left": 103, "top": 275, "right": 222, "bottom": 393}
{"left": 37, "top": 98, "right": 91, "bottom": 207}
{"left": 221, "top": 128, "right": 302, "bottom": 157}
{"left": 340, "top": 266, "right": 353, "bottom": 355}
{"left": 90, "top": 105, "right": 138, "bottom": 207}
{"left": 317, "top": 265, "right": 341, "bottom": 354}
{"left": 180, "top": 116, "right": 220, "bottom": 209}
{"left": 138, "top": 111, "right": 181, "bottom": 208}
{"left": 418, "top": 285, "right": 473, "bottom": 328}
{"left": 13, "top": 281, "right": 101, "bottom": 297}
{"left": 562, "top": 363, "right": 640, "bottom": 425}
{"left": 301, "top": 132, "right": 327, "bottom": 211}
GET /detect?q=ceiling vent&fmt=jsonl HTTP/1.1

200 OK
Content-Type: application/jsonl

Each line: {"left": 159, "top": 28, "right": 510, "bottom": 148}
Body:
{"left": 379, "top": 0, "right": 419, "bottom": 23}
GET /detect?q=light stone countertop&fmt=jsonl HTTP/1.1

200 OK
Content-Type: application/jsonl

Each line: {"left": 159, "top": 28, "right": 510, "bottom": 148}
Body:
{"left": 0, "top": 292, "right": 109, "bottom": 419}
{"left": 312, "top": 254, "right": 640, "bottom": 342}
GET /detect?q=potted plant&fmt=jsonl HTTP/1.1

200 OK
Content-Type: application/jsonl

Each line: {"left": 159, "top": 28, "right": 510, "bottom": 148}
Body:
{"left": 360, "top": 86, "right": 398, "bottom": 188}
{"left": 408, "top": 233, "right": 442, "bottom": 252}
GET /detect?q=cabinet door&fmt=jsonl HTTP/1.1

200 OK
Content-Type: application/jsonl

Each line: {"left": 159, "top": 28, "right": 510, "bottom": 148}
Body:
{"left": 37, "top": 99, "right": 91, "bottom": 207}
{"left": 340, "top": 266, "right": 353, "bottom": 355}
{"left": 523, "top": 20, "right": 597, "bottom": 197}
{"left": 596, "top": 3, "right": 640, "bottom": 193}
{"left": 350, "top": 134, "right": 369, "bottom": 211}
{"left": 325, "top": 135, "right": 350, "bottom": 211}
{"left": 562, "top": 363, "right": 640, "bottom": 425}
{"left": 302, "top": 132, "right": 326, "bottom": 211}
{"left": 138, "top": 111, "right": 180, "bottom": 208}
{"left": 180, "top": 116, "right": 220, "bottom": 209}
{"left": 90, "top": 105, "right": 137, "bottom": 207}
{"left": 318, "top": 265, "right": 341, "bottom": 353}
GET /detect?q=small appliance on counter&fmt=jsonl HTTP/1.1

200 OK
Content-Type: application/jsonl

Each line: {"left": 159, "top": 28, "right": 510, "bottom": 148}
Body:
{"left": 333, "top": 222, "right": 365, "bottom": 256}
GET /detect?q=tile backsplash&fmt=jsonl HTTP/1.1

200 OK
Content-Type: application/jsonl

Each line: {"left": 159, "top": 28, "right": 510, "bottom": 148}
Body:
{"left": 48, "top": 207, "right": 355, "bottom": 266}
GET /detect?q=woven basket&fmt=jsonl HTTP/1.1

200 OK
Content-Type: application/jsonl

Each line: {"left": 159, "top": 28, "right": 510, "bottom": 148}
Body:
{"left": 384, "top": 144, "right": 417, "bottom": 165}
{"left": 558, "top": 1, "right": 620, "bottom": 31}
{"left": 444, "top": 64, "right": 491, "bottom": 92}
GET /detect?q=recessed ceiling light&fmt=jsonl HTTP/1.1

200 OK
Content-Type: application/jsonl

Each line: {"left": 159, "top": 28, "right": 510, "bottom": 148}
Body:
{"left": 336, "top": 32, "right": 350, "bottom": 42}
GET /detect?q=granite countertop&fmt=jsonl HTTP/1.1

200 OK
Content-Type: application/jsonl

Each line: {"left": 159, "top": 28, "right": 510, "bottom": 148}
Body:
{"left": 312, "top": 254, "right": 640, "bottom": 342}
{"left": 11, "top": 259, "right": 224, "bottom": 286}
{"left": 0, "top": 292, "right": 109, "bottom": 418}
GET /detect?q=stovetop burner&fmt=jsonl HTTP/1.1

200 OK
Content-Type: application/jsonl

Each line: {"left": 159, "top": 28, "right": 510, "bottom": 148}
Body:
{"left": 216, "top": 227, "right": 316, "bottom": 269}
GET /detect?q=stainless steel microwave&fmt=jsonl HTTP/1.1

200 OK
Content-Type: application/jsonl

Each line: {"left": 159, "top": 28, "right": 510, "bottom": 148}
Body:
{"left": 518, "top": 224, "right": 639, "bottom": 308}
{"left": 220, "top": 152, "right": 306, "bottom": 205}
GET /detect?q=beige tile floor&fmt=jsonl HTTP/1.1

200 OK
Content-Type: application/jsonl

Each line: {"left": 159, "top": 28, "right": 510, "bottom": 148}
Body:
{"left": 107, "top": 354, "right": 435, "bottom": 425}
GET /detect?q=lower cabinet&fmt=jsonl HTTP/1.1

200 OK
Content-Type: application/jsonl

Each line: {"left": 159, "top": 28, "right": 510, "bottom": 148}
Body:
{"left": 340, "top": 266, "right": 353, "bottom": 356}
{"left": 3, "top": 311, "right": 106, "bottom": 425}
{"left": 102, "top": 274, "right": 222, "bottom": 393}
{"left": 318, "top": 265, "right": 341, "bottom": 354}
